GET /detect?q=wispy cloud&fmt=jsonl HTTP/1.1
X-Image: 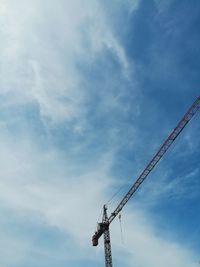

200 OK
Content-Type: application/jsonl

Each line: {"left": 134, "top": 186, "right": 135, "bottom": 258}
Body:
{"left": 0, "top": 0, "right": 134, "bottom": 128}
{"left": 0, "top": 1, "right": 199, "bottom": 267}
{"left": 110, "top": 208, "right": 198, "bottom": 267}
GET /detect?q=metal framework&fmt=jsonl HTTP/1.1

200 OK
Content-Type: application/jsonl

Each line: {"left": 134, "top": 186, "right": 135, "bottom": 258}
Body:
{"left": 92, "top": 96, "right": 200, "bottom": 267}
{"left": 103, "top": 205, "right": 113, "bottom": 267}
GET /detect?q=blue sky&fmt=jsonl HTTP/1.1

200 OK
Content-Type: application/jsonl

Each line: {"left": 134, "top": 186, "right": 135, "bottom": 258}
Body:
{"left": 0, "top": 0, "right": 199, "bottom": 266}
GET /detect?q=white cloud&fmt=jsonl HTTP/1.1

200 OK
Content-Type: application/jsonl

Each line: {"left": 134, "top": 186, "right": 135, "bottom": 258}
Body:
{"left": 0, "top": 131, "right": 112, "bottom": 241}
{"left": 0, "top": 125, "right": 197, "bottom": 267}
{"left": 0, "top": 0, "right": 134, "bottom": 128}
{"left": 110, "top": 208, "right": 198, "bottom": 267}
{"left": 0, "top": 1, "right": 199, "bottom": 267}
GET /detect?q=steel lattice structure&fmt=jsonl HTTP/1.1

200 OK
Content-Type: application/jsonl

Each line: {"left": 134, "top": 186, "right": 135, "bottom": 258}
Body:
{"left": 103, "top": 206, "right": 112, "bottom": 267}
{"left": 92, "top": 96, "right": 200, "bottom": 267}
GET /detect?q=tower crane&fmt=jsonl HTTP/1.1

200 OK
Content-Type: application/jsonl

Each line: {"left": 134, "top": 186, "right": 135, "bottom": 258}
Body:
{"left": 92, "top": 96, "right": 200, "bottom": 267}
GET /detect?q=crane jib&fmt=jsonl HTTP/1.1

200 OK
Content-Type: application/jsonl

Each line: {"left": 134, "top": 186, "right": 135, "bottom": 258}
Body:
{"left": 92, "top": 96, "right": 200, "bottom": 246}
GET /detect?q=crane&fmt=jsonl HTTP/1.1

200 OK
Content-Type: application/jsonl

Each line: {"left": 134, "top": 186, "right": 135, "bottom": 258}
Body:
{"left": 92, "top": 96, "right": 200, "bottom": 267}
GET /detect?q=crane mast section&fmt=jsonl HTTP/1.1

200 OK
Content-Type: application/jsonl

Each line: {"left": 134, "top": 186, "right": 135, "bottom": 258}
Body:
{"left": 108, "top": 96, "right": 200, "bottom": 223}
{"left": 103, "top": 206, "right": 113, "bottom": 267}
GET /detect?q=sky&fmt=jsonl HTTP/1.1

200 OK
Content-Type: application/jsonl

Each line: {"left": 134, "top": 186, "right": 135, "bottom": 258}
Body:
{"left": 0, "top": 0, "right": 200, "bottom": 267}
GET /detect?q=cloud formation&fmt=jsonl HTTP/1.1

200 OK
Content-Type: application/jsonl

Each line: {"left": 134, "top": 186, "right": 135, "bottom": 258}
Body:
{"left": 0, "top": 1, "right": 199, "bottom": 267}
